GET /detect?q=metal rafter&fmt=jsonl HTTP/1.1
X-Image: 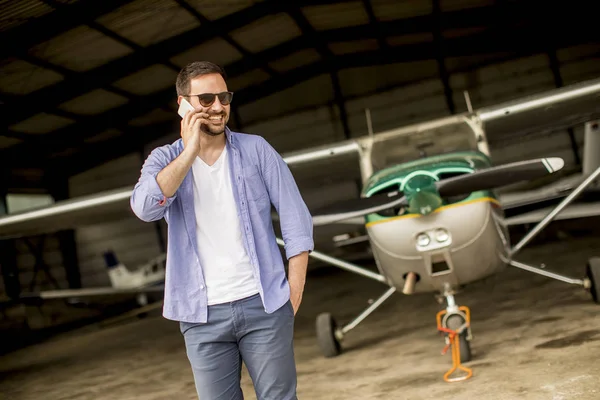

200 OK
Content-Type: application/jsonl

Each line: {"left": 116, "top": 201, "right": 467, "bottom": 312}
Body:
{"left": 361, "top": 0, "right": 388, "bottom": 50}
{"left": 284, "top": 5, "right": 351, "bottom": 139}
{"left": 432, "top": 0, "right": 454, "bottom": 114}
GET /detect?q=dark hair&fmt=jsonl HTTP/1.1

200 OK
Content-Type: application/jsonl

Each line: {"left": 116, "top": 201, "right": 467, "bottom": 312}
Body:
{"left": 176, "top": 61, "right": 227, "bottom": 96}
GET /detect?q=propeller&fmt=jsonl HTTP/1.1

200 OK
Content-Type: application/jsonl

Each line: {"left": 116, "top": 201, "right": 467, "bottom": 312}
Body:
{"left": 311, "top": 191, "right": 407, "bottom": 226}
{"left": 311, "top": 157, "right": 564, "bottom": 226}
{"left": 436, "top": 157, "right": 564, "bottom": 198}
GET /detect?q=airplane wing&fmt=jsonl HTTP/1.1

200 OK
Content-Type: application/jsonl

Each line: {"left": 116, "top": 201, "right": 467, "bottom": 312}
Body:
{"left": 498, "top": 173, "right": 587, "bottom": 210}
{"left": 18, "top": 285, "right": 165, "bottom": 302}
{"left": 0, "top": 188, "right": 134, "bottom": 239}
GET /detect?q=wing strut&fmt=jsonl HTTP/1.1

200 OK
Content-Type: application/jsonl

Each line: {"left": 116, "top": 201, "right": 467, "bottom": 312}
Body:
{"left": 509, "top": 164, "right": 600, "bottom": 257}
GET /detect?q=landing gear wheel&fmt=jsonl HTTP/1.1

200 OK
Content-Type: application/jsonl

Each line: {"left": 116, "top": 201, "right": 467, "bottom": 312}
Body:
{"left": 446, "top": 314, "right": 472, "bottom": 363}
{"left": 316, "top": 312, "right": 341, "bottom": 358}
{"left": 586, "top": 257, "right": 600, "bottom": 303}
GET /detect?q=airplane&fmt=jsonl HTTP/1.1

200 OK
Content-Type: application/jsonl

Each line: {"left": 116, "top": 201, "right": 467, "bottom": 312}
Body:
{"left": 305, "top": 145, "right": 600, "bottom": 381}
{"left": 14, "top": 250, "right": 166, "bottom": 309}
{"left": 1, "top": 76, "right": 600, "bottom": 381}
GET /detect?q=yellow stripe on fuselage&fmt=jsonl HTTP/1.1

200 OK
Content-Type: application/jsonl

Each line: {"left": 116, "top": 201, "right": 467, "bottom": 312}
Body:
{"left": 365, "top": 197, "right": 501, "bottom": 228}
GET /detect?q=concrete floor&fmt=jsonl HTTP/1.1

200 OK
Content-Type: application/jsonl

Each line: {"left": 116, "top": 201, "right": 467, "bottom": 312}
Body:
{"left": 1, "top": 234, "right": 600, "bottom": 399}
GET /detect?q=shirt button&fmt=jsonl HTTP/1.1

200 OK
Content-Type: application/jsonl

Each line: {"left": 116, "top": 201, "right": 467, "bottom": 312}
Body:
{"left": 200, "top": 284, "right": 205, "bottom": 290}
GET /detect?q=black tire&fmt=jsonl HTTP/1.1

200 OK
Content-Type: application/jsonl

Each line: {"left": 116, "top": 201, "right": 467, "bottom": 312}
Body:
{"left": 316, "top": 312, "right": 341, "bottom": 358}
{"left": 445, "top": 314, "right": 472, "bottom": 363}
{"left": 586, "top": 257, "right": 600, "bottom": 303}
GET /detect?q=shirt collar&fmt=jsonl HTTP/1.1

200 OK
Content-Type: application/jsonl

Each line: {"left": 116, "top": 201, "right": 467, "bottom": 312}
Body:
{"left": 224, "top": 126, "right": 235, "bottom": 145}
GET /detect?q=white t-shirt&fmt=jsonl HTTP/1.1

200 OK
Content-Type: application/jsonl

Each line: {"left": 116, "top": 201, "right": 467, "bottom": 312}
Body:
{"left": 190, "top": 146, "right": 259, "bottom": 305}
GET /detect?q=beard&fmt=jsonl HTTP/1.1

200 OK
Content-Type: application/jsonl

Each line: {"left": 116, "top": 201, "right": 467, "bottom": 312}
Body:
{"left": 201, "top": 112, "right": 228, "bottom": 136}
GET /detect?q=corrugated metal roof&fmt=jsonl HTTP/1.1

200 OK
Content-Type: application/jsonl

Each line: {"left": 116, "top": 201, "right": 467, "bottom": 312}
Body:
{"left": 84, "top": 129, "right": 122, "bottom": 144}
{"left": 112, "top": 64, "right": 178, "bottom": 95}
{"left": 0, "top": 136, "right": 22, "bottom": 149}
{"left": 57, "top": 89, "right": 130, "bottom": 115}
{"left": 329, "top": 39, "right": 379, "bottom": 56}
{"left": 9, "top": 112, "right": 75, "bottom": 135}
{"left": 95, "top": 0, "right": 201, "bottom": 46}
{"left": 339, "top": 61, "right": 439, "bottom": 97}
{"left": 170, "top": 37, "right": 244, "bottom": 68}
{"left": 187, "top": 0, "right": 263, "bottom": 21}
{"left": 227, "top": 68, "right": 271, "bottom": 91}
{"left": 387, "top": 32, "right": 434, "bottom": 47}
{"left": 229, "top": 13, "right": 302, "bottom": 53}
{"left": 0, "top": 0, "right": 54, "bottom": 32}
{"left": 268, "top": 49, "right": 321, "bottom": 73}
{"left": 440, "top": 0, "right": 496, "bottom": 12}
{"left": 371, "top": 0, "right": 432, "bottom": 20}
{"left": 301, "top": 1, "right": 369, "bottom": 30}
{"left": 28, "top": 25, "right": 133, "bottom": 71}
{"left": 0, "top": 58, "right": 64, "bottom": 94}
{"left": 128, "top": 108, "right": 174, "bottom": 127}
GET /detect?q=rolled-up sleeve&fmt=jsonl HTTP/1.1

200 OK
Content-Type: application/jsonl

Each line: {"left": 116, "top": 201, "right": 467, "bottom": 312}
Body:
{"left": 259, "top": 138, "right": 314, "bottom": 259}
{"left": 130, "top": 147, "right": 176, "bottom": 222}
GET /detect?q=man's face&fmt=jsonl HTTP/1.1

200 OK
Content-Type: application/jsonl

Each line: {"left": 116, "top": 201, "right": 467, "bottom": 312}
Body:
{"left": 184, "top": 73, "right": 230, "bottom": 136}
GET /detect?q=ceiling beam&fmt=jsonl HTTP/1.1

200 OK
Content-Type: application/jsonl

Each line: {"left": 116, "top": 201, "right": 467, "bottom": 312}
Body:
{"left": 432, "top": 0, "right": 454, "bottom": 114}
{"left": 285, "top": 5, "right": 351, "bottom": 139}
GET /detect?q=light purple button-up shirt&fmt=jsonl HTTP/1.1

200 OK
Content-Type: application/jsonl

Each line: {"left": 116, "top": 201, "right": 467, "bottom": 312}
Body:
{"left": 130, "top": 128, "right": 314, "bottom": 323}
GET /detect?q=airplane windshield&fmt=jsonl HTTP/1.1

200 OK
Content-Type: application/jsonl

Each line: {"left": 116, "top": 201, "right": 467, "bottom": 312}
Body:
{"left": 363, "top": 151, "right": 492, "bottom": 196}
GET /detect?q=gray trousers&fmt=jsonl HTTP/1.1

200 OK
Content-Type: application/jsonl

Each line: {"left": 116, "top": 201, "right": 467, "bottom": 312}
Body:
{"left": 179, "top": 293, "right": 297, "bottom": 399}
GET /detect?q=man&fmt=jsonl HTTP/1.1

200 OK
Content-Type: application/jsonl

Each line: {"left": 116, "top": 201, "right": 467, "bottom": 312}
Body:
{"left": 130, "top": 61, "right": 314, "bottom": 399}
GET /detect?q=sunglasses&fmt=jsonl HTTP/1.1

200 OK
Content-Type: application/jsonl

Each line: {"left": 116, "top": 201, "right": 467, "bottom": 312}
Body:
{"left": 186, "top": 91, "right": 234, "bottom": 107}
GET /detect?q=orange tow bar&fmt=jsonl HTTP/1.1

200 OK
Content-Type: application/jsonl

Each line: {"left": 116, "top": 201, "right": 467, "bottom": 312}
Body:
{"left": 436, "top": 307, "right": 473, "bottom": 382}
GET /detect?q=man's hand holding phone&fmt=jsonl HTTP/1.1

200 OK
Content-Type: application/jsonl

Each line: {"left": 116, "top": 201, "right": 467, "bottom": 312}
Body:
{"left": 179, "top": 99, "right": 209, "bottom": 154}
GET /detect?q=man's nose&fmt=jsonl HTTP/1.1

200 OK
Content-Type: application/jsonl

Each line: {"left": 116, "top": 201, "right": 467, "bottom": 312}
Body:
{"left": 210, "top": 98, "right": 224, "bottom": 112}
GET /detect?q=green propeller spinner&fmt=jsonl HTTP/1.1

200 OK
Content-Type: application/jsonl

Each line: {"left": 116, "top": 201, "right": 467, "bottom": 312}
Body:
{"left": 402, "top": 174, "right": 443, "bottom": 215}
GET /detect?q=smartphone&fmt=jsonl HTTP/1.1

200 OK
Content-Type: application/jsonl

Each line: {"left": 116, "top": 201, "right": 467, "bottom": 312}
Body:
{"left": 177, "top": 98, "right": 196, "bottom": 118}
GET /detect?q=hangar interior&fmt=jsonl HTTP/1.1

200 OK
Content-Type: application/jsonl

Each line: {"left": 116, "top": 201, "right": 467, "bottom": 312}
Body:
{"left": 1, "top": 1, "right": 600, "bottom": 396}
